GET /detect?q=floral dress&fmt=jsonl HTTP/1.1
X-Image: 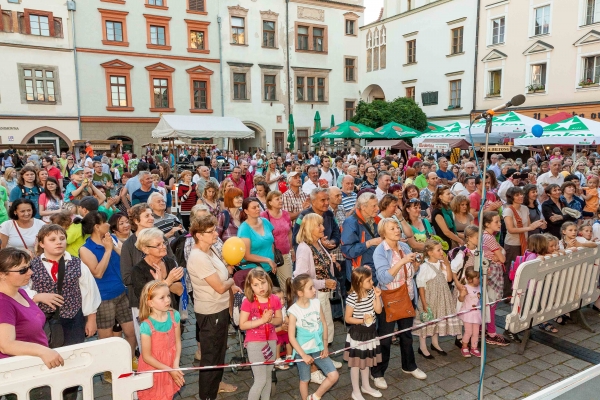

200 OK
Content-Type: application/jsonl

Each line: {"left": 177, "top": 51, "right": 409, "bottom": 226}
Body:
{"left": 311, "top": 244, "right": 332, "bottom": 293}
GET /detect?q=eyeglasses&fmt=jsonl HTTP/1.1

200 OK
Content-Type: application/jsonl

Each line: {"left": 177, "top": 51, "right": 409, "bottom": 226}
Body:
{"left": 202, "top": 229, "right": 216, "bottom": 234}
{"left": 147, "top": 243, "right": 167, "bottom": 249}
{"left": 7, "top": 266, "right": 31, "bottom": 275}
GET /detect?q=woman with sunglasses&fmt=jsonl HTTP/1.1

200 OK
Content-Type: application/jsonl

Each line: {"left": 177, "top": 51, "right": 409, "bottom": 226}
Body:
{"left": 0, "top": 198, "right": 45, "bottom": 251}
{"left": 402, "top": 197, "right": 435, "bottom": 253}
{"left": 0, "top": 248, "right": 66, "bottom": 400}
{"left": 402, "top": 184, "right": 430, "bottom": 220}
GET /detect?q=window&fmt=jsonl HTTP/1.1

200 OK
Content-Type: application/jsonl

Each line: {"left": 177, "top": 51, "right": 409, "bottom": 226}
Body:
{"left": 22, "top": 68, "right": 56, "bottom": 102}
{"left": 534, "top": 5, "right": 550, "bottom": 35}
{"left": 106, "top": 21, "right": 123, "bottom": 42}
{"left": 144, "top": 14, "right": 171, "bottom": 49}
{"left": 148, "top": 0, "right": 164, "bottom": 5}
{"left": 100, "top": 9, "right": 128, "bottom": 46}
{"left": 297, "top": 77, "right": 304, "bottom": 101}
{"left": 583, "top": 56, "right": 600, "bottom": 84}
{"left": 186, "top": 19, "right": 210, "bottom": 53}
{"left": 407, "top": 40, "right": 416, "bottom": 64}
{"left": 317, "top": 78, "right": 325, "bottom": 101}
{"left": 187, "top": 65, "right": 213, "bottom": 112}
{"left": 101, "top": 59, "right": 133, "bottom": 111}
{"left": 110, "top": 76, "right": 128, "bottom": 107}
{"left": 188, "top": 0, "right": 205, "bottom": 13}
{"left": 307, "top": 78, "right": 314, "bottom": 101}
{"left": 295, "top": 23, "right": 328, "bottom": 53}
{"left": 297, "top": 129, "right": 309, "bottom": 152}
{"left": 489, "top": 70, "right": 502, "bottom": 96}
{"left": 492, "top": 17, "right": 505, "bottom": 44}
{"left": 153, "top": 78, "right": 169, "bottom": 108}
{"left": 150, "top": 26, "right": 166, "bottom": 45}
{"left": 29, "top": 14, "right": 49, "bottom": 36}
{"left": 586, "top": 0, "right": 600, "bottom": 25}
{"left": 1, "top": 11, "right": 12, "bottom": 33}
{"left": 406, "top": 86, "right": 415, "bottom": 101}
{"left": 264, "top": 75, "right": 276, "bottom": 101}
{"left": 232, "top": 17, "right": 245, "bottom": 44}
{"left": 345, "top": 101, "right": 355, "bottom": 121}
{"left": 191, "top": 31, "right": 204, "bottom": 49}
{"left": 346, "top": 19, "right": 355, "bottom": 35}
{"left": 451, "top": 27, "right": 463, "bottom": 54}
{"left": 298, "top": 26, "right": 309, "bottom": 50}
{"left": 263, "top": 21, "right": 275, "bottom": 48}
{"left": 146, "top": 62, "right": 175, "bottom": 111}
{"left": 407, "top": 0, "right": 412, "bottom": 11}
{"left": 421, "top": 91, "right": 438, "bottom": 106}
{"left": 193, "top": 81, "right": 207, "bottom": 109}
{"left": 530, "top": 63, "right": 547, "bottom": 89}
{"left": 233, "top": 73, "right": 247, "bottom": 100}
{"left": 449, "top": 80, "right": 461, "bottom": 107}
{"left": 274, "top": 132, "right": 285, "bottom": 154}
{"left": 345, "top": 57, "right": 356, "bottom": 82}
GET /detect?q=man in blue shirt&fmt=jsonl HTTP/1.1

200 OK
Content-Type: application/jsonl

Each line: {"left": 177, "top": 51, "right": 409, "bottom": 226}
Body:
{"left": 131, "top": 171, "right": 158, "bottom": 205}
{"left": 436, "top": 157, "right": 456, "bottom": 185}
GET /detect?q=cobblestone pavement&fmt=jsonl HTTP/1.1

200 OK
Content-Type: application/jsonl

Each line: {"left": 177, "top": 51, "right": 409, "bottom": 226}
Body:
{"left": 92, "top": 305, "right": 600, "bottom": 400}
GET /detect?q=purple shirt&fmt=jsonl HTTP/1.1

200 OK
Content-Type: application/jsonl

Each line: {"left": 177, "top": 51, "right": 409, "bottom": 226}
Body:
{"left": 260, "top": 210, "right": 292, "bottom": 255}
{"left": 0, "top": 289, "right": 48, "bottom": 358}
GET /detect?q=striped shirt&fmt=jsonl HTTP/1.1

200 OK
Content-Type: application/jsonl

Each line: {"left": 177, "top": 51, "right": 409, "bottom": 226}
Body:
{"left": 341, "top": 191, "right": 357, "bottom": 213}
{"left": 153, "top": 213, "right": 181, "bottom": 238}
{"left": 346, "top": 289, "right": 376, "bottom": 321}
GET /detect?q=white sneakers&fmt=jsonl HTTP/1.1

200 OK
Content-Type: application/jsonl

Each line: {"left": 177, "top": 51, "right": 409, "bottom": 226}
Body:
{"left": 275, "top": 358, "right": 290, "bottom": 370}
{"left": 361, "top": 387, "right": 383, "bottom": 398}
{"left": 402, "top": 368, "right": 427, "bottom": 380}
{"left": 370, "top": 375, "right": 388, "bottom": 390}
{"left": 310, "top": 370, "right": 326, "bottom": 384}
{"left": 331, "top": 359, "right": 343, "bottom": 369}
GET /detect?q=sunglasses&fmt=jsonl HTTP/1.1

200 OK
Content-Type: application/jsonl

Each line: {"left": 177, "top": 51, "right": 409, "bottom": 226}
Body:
{"left": 7, "top": 266, "right": 31, "bottom": 275}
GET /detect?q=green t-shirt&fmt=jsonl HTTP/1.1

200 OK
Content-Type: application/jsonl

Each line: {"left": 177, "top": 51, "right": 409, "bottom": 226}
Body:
{"left": 0, "top": 186, "right": 8, "bottom": 224}
{"left": 93, "top": 173, "right": 112, "bottom": 187}
{"left": 140, "top": 310, "right": 180, "bottom": 335}
{"left": 414, "top": 174, "right": 428, "bottom": 190}
{"left": 112, "top": 159, "right": 125, "bottom": 176}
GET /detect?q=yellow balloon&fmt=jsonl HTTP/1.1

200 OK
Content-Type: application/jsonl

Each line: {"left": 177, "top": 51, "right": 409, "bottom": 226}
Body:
{"left": 222, "top": 237, "right": 246, "bottom": 266}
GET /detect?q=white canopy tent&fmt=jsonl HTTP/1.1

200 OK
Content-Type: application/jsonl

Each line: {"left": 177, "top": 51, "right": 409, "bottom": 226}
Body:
{"left": 459, "top": 112, "right": 547, "bottom": 143}
{"left": 152, "top": 115, "right": 254, "bottom": 139}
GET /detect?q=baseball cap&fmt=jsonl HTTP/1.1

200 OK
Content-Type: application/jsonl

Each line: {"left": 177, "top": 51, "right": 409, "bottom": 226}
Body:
{"left": 70, "top": 166, "right": 84, "bottom": 175}
{"left": 506, "top": 168, "right": 518, "bottom": 178}
{"left": 72, "top": 196, "right": 99, "bottom": 211}
{"left": 287, "top": 171, "right": 300, "bottom": 181}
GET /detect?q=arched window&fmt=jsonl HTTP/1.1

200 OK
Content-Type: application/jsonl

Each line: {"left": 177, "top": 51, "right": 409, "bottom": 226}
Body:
{"left": 366, "top": 30, "right": 372, "bottom": 48}
{"left": 381, "top": 26, "right": 387, "bottom": 45}
{"left": 374, "top": 28, "right": 380, "bottom": 47}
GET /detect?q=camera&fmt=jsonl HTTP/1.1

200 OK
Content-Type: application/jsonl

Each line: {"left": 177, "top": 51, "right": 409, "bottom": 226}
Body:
{"left": 415, "top": 253, "right": 424, "bottom": 263}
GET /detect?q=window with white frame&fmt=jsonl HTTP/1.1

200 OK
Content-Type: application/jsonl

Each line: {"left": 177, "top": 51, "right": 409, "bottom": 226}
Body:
{"left": 534, "top": 5, "right": 550, "bottom": 35}
{"left": 530, "top": 63, "right": 547, "bottom": 89}
{"left": 582, "top": 55, "right": 600, "bottom": 84}
{"left": 106, "top": 21, "right": 123, "bottom": 42}
{"left": 489, "top": 70, "right": 502, "bottom": 96}
{"left": 264, "top": 74, "right": 276, "bottom": 101}
{"left": 233, "top": 72, "right": 247, "bottom": 100}
{"left": 586, "top": 0, "right": 600, "bottom": 25}
{"left": 449, "top": 80, "right": 461, "bottom": 107}
{"left": 150, "top": 26, "right": 166, "bottom": 45}
{"left": 491, "top": 17, "right": 505, "bottom": 44}
{"left": 22, "top": 67, "right": 57, "bottom": 103}
{"left": 231, "top": 17, "right": 245, "bottom": 44}
{"left": 29, "top": 14, "right": 50, "bottom": 36}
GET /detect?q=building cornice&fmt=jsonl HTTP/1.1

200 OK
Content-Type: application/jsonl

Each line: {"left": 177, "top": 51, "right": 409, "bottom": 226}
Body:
{"left": 76, "top": 47, "right": 220, "bottom": 63}
{"left": 290, "top": 0, "right": 364, "bottom": 13}
{"left": 81, "top": 117, "right": 161, "bottom": 123}
{"left": 227, "top": 62, "right": 253, "bottom": 67}
{"left": 291, "top": 66, "right": 333, "bottom": 72}
{"left": 0, "top": 42, "right": 73, "bottom": 52}
{"left": 0, "top": 115, "right": 79, "bottom": 120}
{"left": 259, "top": 64, "right": 284, "bottom": 69}
{"left": 447, "top": 17, "right": 466, "bottom": 25}
{"left": 360, "top": 0, "right": 452, "bottom": 30}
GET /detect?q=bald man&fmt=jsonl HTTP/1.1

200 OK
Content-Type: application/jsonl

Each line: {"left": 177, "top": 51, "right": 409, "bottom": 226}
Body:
{"left": 341, "top": 175, "right": 357, "bottom": 214}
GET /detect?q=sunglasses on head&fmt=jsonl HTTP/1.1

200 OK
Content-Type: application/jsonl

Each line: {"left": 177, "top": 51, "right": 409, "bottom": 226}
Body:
{"left": 7, "top": 266, "right": 31, "bottom": 275}
{"left": 408, "top": 198, "right": 420, "bottom": 204}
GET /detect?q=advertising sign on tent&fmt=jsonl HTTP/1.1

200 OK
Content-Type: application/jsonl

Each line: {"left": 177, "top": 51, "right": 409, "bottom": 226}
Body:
{"left": 417, "top": 142, "right": 450, "bottom": 151}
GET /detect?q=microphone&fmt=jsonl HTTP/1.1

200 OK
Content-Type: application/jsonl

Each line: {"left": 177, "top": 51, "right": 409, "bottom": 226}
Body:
{"left": 474, "top": 94, "right": 526, "bottom": 120}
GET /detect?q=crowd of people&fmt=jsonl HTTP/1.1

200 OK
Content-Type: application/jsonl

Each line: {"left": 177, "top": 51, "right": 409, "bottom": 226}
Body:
{"left": 1, "top": 141, "right": 600, "bottom": 400}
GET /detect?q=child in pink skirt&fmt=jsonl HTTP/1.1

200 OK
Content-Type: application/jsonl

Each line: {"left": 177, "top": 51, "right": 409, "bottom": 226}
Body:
{"left": 273, "top": 287, "right": 293, "bottom": 370}
{"left": 458, "top": 267, "right": 482, "bottom": 358}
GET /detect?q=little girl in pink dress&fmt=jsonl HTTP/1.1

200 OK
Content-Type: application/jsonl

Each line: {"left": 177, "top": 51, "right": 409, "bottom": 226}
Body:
{"left": 458, "top": 267, "right": 482, "bottom": 358}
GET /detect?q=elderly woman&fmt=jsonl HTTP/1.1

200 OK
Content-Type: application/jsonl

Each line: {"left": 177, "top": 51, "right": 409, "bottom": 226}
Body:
{"left": 109, "top": 212, "right": 132, "bottom": 243}
{"left": 148, "top": 192, "right": 182, "bottom": 240}
{"left": 198, "top": 181, "right": 221, "bottom": 218}
{"left": 341, "top": 192, "right": 382, "bottom": 284}
{"left": 294, "top": 213, "right": 342, "bottom": 369}
{"left": 431, "top": 185, "right": 463, "bottom": 248}
{"left": 132, "top": 227, "right": 184, "bottom": 313}
{"left": 238, "top": 197, "right": 278, "bottom": 285}
{"left": 450, "top": 195, "right": 473, "bottom": 240}
{"left": 371, "top": 218, "right": 426, "bottom": 389}
{"left": 0, "top": 248, "right": 67, "bottom": 400}
{"left": 261, "top": 190, "right": 292, "bottom": 293}
{"left": 542, "top": 184, "right": 577, "bottom": 238}
{"left": 188, "top": 215, "right": 241, "bottom": 400}
{"left": 177, "top": 170, "right": 198, "bottom": 230}
{"left": 0, "top": 198, "right": 45, "bottom": 250}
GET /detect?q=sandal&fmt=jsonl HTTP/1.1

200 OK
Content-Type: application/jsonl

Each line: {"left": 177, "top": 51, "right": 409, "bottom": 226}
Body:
{"left": 539, "top": 323, "right": 558, "bottom": 333}
{"left": 554, "top": 316, "right": 567, "bottom": 325}
{"left": 218, "top": 382, "right": 238, "bottom": 393}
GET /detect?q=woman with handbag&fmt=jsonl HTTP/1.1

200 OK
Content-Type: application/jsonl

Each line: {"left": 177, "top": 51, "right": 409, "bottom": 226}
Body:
{"left": 261, "top": 190, "right": 292, "bottom": 295}
{"left": 371, "top": 218, "right": 426, "bottom": 390}
{"left": 0, "top": 198, "right": 45, "bottom": 251}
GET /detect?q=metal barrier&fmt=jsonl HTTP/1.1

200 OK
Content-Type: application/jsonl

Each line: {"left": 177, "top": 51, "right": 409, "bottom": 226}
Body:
{"left": 0, "top": 338, "right": 152, "bottom": 399}
{"left": 524, "top": 363, "right": 600, "bottom": 399}
{"left": 505, "top": 245, "right": 600, "bottom": 354}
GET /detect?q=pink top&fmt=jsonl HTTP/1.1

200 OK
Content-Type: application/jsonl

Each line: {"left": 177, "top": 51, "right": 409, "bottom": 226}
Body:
{"left": 469, "top": 191, "right": 497, "bottom": 225}
{"left": 241, "top": 294, "right": 282, "bottom": 343}
{"left": 0, "top": 289, "right": 48, "bottom": 358}
{"left": 459, "top": 284, "right": 482, "bottom": 324}
{"left": 260, "top": 209, "right": 292, "bottom": 255}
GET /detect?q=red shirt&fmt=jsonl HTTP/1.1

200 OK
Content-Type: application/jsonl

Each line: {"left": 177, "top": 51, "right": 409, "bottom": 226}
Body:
{"left": 85, "top": 146, "right": 94, "bottom": 158}
{"left": 407, "top": 156, "right": 421, "bottom": 168}
{"left": 46, "top": 166, "right": 63, "bottom": 183}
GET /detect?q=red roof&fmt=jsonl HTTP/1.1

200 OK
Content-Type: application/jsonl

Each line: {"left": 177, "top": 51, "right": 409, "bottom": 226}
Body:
{"left": 541, "top": 112, "right": 572, "bottom": 124}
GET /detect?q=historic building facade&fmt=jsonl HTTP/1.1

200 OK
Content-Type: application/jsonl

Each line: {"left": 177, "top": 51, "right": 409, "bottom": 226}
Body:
{"left": 0, "top": 0, "right": 79, "bottom": 152}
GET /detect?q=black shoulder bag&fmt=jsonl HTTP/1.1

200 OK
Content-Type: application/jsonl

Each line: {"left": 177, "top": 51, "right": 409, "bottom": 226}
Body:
{"left": 44, "top": 257, "right": 65, "bottom": 349}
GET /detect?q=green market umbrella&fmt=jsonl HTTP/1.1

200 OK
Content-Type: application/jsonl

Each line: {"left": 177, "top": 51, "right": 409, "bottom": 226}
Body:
{"left": 287, "top": 114, "right": 295, "bottom": 150}
{"left": 329, "top": 115, "right": 336, "bottom": 145}
{"left": 312, "top": 129, "right": 327, "bottom": 143}
{"left": 424, "top": 122, "right": 445, "bottom": 132}
{"left": 320, "top": 121, "right": 379, "bottom": 140}
{"left": 412, "top": 121, "right": 468, "bottom": 146}
{"left": 374, "top": 122, "right": 421, "bottom": 139}
{"left": 314, "top": 111, "right": 322, "bottom": 143}
{"left": 515, "top": 116, "right": 600, "bottom": 146}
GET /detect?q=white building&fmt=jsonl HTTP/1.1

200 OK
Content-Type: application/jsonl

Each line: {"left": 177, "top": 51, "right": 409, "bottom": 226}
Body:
{"left": 0, "top": 0, "right": 79, "bottom": 153}
{"left": 74, "top": 0, "right": 221, "bottom": 154}
{"left": 359, "top": 0, "right": 477, "bottom": 125}
{"left": 220, "top": 0, "right": 364, "bottom": 154}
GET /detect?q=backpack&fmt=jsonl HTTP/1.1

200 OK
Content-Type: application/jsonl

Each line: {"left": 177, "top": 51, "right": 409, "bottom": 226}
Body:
{"left": 170, "top": 234, "right": 189, "bottom": 269}
{"left": 509, "top": 250, "right": 537, "bottom": 281}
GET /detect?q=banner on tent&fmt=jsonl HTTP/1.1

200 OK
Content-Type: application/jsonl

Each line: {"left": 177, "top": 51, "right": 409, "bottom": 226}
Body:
{"left": 482, "top": 145, "right": 511, "bottom": 152}
{"left": 417, "top": 142, "right": 449, "bottom": 151}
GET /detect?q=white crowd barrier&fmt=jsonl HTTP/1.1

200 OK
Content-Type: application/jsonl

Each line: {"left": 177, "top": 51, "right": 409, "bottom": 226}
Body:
{"left": 505, "top": 245, "right": 600, "bottom": 354}
{"left": 0, "top": 338, "right": 152, "bottom": 399}
{"left": 524, "top": 363, "right": 600, "bottom": 399}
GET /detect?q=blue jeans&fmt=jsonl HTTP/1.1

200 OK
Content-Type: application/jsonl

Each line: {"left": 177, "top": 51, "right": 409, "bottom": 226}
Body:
{"left": 295, "top": 351, "right": 337, "bottom": 382}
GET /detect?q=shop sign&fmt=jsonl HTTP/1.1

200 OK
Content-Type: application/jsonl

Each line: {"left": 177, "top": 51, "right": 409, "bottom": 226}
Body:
{"left": 417, "top": 142, "right": 449, "bottom": 151}
{"left": 8, "top": 136, "right": 13, "bottom": 142}
{"left": 92, "top": 144, "right": 111, "bottom": 150}
{"left": 0, "top": 127, "right": 19, "bottom": 130}
{"left": 483, "top": 145, "right": 511, "bottom": 152}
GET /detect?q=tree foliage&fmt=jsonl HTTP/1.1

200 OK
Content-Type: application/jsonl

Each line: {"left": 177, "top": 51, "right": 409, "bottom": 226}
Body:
{"left": 350, "top": 97, "right": 428, "bottom": 132}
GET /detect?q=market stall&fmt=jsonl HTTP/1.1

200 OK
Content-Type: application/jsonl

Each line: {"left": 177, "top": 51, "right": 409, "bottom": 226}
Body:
{"left": 514, "top": 116, "right": 600, "bottom": 146}
{"left": 459, "top": 112, "right": 548, "bottom": 143}
{"left": 152, "top": 115, "right": 254, "bottom": 140}
{"left": 71, "top": 140, "right": 122, "bottom": 156}
{"left": 412, "top": 121, "right": 469, "bottom": 146}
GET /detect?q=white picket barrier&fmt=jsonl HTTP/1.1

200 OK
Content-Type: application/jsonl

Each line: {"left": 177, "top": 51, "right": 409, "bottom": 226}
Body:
{"left": 505, "top": 245, "right": 600, "bottom": 353}
{"left": 0, "top": 338, "right": 152, "bottom": 399}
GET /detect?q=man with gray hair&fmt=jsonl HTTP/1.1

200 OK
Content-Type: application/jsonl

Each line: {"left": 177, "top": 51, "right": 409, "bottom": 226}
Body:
{"left": 341, "top": 175, "right": 357, "bottom": 214}
{"left": 131, "top": 171, "right": 158, "bottom": 205}
{"left": 291, "top": 187, "right": 340, "bottom": 251}
{"left": 376, "top": 171, "right": 392, "bottom": 201}
{"left": 148, "top": 192, "right": 182, "bottom": 240}
{"left": 302, "top": 165, "right": 321, "bottom": 195}
{"left": 341, "top": 192, "right": 382, "bottom": 285}
{"left": 193, "top": 165, "right": 218, "bottom": 196}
